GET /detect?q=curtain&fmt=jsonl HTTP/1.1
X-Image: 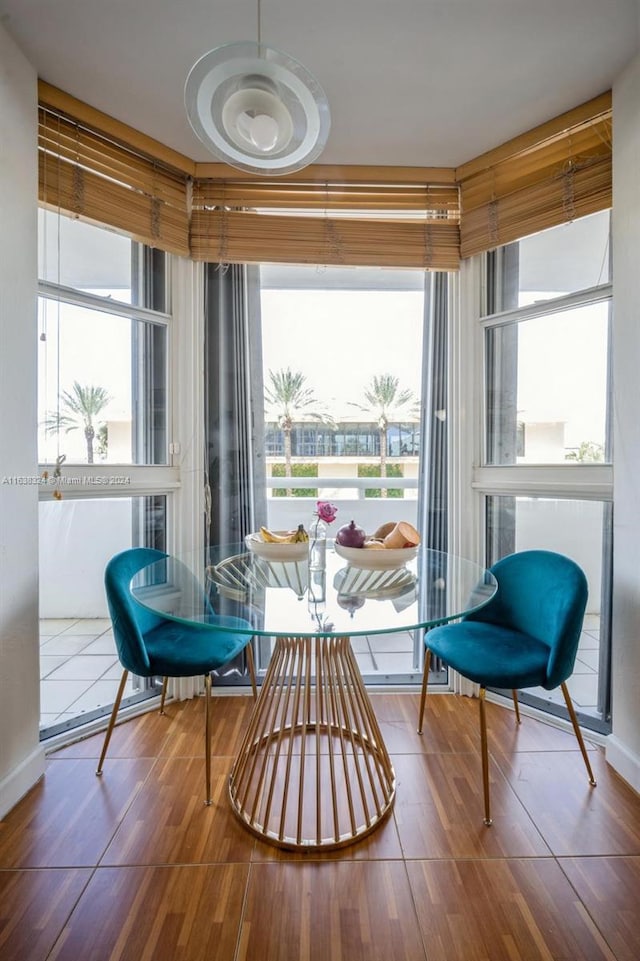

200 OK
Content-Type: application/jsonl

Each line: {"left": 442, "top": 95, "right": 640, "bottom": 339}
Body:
{"left": 415, "top": 272, "right": 449, "bottom": 672}
{"left": 204, "top": 263, "right": 267, "bottom": 548}
{"left": 421, "top": 272, "right": 449, "bottom": 555}
{"left": 203, "top": 262, "right": 267, "bottom": 686}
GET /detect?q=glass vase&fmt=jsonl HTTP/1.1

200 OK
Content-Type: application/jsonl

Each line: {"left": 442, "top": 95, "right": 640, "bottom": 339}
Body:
{"left": 308, "top": 515, "right": 327, "bottom": 572}
{"left": 307, "top": 567, "right": 327, "bottom": 625}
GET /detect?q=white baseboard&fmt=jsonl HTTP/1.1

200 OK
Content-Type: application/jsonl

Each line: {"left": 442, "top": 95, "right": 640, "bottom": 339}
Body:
{"left": 606, "top": 735, "right": 640, "bottom": 794}
{"left": 0, "top": 745, "right": 45, "bottom": 820}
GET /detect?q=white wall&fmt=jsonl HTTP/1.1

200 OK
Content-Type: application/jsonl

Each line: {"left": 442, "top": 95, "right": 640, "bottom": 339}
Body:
{"left": 0, "top": 27, "right": 44, "bottom": 818}
{"left": 609, "top": 51, "right": 640, "bottom": 792}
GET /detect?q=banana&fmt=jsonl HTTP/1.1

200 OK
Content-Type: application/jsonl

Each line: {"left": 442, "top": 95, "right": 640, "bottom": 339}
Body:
{"left": 260, "top": 524, "right": 309, "bottom": 544}
{"left": 260, "top": 526, "right": 292, "bottom": 543}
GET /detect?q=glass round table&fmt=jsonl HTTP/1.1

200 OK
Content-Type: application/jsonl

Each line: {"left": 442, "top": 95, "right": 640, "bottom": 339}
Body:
{"left": 132, "top": 545, "right": 497, "bottom": 851}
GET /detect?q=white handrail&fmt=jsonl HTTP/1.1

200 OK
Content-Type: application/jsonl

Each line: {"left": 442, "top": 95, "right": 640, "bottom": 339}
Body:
{"left": 266, "top": 476, "right": 418, "bottom": 489}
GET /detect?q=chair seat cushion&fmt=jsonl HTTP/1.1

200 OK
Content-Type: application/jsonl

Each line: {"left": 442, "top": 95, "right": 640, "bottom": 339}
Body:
{"left": 426, "top": 621, "right": 551, "bottom": 690}
{"left": 144, "top": 615, "right": 253, "bottom": 677}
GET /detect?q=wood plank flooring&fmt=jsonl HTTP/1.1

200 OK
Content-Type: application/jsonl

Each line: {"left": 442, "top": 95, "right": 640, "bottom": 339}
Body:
{"left": 1, "top": 692, "right": 639, "bottom": 960}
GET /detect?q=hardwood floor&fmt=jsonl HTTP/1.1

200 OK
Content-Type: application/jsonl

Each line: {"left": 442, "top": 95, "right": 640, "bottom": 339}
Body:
{"left": 1, "top": 692, "right": 639, "bottom": 960}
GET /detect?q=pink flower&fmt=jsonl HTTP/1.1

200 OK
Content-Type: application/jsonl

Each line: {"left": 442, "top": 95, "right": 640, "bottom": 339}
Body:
{"left": 315, "top": 500, "right": 338, "bottom": 524}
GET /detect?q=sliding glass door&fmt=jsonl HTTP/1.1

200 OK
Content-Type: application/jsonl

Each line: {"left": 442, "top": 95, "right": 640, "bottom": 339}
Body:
{"left": 255, "top": 263, "right": 446, "bottom": 685}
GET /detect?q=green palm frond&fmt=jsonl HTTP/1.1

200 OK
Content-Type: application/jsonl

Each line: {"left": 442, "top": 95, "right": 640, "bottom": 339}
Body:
{"left": 350, "top": 374, "right": 416, "bottom": 426}
{"left": 43, "top": 382, "right": 111, "bottom": 463}
{"left": 265, "top": 368, "right": 334, "bottom": 427}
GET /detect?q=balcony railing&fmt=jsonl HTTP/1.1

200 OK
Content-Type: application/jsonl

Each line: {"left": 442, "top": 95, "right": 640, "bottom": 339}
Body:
{"left": 265, "top": 475, "right": 419, "bottom": 537}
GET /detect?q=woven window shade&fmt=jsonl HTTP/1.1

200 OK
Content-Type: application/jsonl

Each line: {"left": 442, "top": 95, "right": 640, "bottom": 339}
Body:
{"left": 457, "top": 92, "right": 612, "bottom": 258}
{"left": 190, "top": 178, "right": 461, "bottom": 270}
{"left": 38, "top": 83, "right": 612, "bottom": 269}
{"left": 38, "top": 106, "right": 191, "bottom": 256}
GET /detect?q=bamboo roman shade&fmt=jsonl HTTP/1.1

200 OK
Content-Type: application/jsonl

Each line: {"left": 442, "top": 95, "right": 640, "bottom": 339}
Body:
{"left": 457, "top": 92, "right": 612, "bottom": 258}
{"left": 37, "top": 83, "right": 612, "bottom": 268}
{"left": 38, "top": 105, "right": 191, "bottom": 257}
{"left": 190, "top": 177, "right": 461, "bottom": 270}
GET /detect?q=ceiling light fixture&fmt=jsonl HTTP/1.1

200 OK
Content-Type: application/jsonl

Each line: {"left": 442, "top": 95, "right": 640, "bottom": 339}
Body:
{"left": 184, "top": 3, "right": 330, "bottom": 176}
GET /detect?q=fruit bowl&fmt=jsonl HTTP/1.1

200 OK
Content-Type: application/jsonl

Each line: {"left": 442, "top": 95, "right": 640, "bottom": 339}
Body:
{"left": 244, "top": 532, "right": 309, "bottom": 562}
{"left": 334, "top": 542, "right": 418, "bottom": 570}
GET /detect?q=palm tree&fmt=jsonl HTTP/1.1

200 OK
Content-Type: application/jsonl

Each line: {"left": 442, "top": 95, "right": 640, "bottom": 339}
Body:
{"left": 565, "top": 440, "right": 604, "bottom": 463}
{"left": 45, "top": 382, "right": 111, "bottom": 464}
{"left": 351, "top": 374, "right": 416, "bottom": 496}
{"left": 264, "top": 368, "right": 333, "bottom": 495}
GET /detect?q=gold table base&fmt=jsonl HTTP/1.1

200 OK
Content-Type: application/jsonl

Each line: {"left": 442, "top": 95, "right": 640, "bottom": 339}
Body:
{"left": 228, "top": 635, "right": 396, "bottom": 851}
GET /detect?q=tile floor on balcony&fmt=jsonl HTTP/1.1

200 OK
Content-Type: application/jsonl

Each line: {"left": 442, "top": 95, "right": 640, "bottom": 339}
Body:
{"left": 39, "top": 619, "right": 136, "bottom": 732}
{"left": 39, "top": 615, "right": 603, "bottom": 733}
{"left": 523, "top": 614, "right": 602, "bottom": 714}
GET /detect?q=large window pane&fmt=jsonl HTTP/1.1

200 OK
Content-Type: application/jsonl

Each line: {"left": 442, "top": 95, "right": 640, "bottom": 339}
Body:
{"left": 39, "top": 495, "right": 166, "bottom": 737}
{"left": 37, "top": 209, "right": 172, "bottom": 740}
{"left": 259, "top": 264, "right": 430, "bottom": 685}
{"left": 486, "top": 301, "right": 610, "bottom": 465}
{"left": 481, "top": 211, "right": 611, "bottom": 315}
{"left": 39, "top": 209, "right": 132, "bottom": 303}
{"left": 38, "top": 300, "right": 167, "bottom": 465}
{"left": 486, "top": 494, "right": 611, "bottom": 731}
{"left": 261, "top": 267, "right": 423, "bottom": 516}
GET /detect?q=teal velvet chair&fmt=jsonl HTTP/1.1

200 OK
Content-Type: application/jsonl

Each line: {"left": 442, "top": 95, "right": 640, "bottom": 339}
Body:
{"left": 98, "top": 547, "right": 257, "bottom": 804}
{"left": 418, "top": 549, "right": 597, "bottom": 825}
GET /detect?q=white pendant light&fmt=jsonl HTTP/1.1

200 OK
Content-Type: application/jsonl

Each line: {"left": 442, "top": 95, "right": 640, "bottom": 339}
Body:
{"left": 185, "top": 40, "right": 330, "bottom": 175}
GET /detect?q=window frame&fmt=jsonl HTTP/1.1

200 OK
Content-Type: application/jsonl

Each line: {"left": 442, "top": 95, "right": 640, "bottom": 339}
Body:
{"left": 463, "top": 214, "right": 614, "bottom": 731}
{"left": 35, "top": 218, "right": 189, "bottom": 742}
{"left": 37, "top": 225, "right": 179, "bottom": 500}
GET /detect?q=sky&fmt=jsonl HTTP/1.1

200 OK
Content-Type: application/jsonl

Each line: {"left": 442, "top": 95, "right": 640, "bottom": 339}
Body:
{"left": 260, "top": 289, "right": 425, "bottom": 419}
{"left": 515, "top": 301, "right": 608, "bottom": 448}
{"left": 38, "top": 298, "right": 133, "bottom": 463}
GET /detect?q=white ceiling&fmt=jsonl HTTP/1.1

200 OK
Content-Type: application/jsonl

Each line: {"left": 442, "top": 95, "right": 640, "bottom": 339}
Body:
{"left": 1, "top": 0, "right": 638, "bottom": 168}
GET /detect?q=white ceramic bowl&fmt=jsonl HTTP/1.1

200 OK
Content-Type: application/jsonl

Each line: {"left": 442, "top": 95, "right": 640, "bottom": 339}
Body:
{"left": 334, "top": 542, "right": 418, "bottom": 570}
{"left": 333, "top": 565, "right": 416, "bottom": 598}
{"left": 244, "top": 532, "right": 309, "bottom": 562}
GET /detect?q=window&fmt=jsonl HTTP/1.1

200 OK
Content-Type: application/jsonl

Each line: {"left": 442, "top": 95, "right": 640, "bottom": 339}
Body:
{"left": 477, "top": 211, "right": 613, "bottom": 731}
{"left": 486, "top": 495, "right": 611, "bottom": 731}
{"left": 37, "top": 210, "right": 173, "bottom": 738}
{"left": 259, "top": 263, "right": 439, "bottom": 685}
{"left": 486, "top": 302, "right": 610, "bottom": 465}
{"left": 39, "top": 495, "right": 166, "bottom": 737}
{"left": 38, "top": 211, "right": 168, "bottom": 468}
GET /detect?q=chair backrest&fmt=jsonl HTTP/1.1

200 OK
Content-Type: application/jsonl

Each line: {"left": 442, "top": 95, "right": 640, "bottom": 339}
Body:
{"left": 467, "top": 549, "right": 588, "bottom": 688}
{"left": 104, "top": 547, "right": 168, "bottom": 676}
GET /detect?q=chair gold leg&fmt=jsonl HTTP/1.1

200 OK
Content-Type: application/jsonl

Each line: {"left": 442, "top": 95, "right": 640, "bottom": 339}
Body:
{"left": 479, "top": 687, "right": 492, "bottom": 826}
{"left": 512, "top": 689, "right": 521, "bottom": 724}
{"left": 204, "top": 672, "right": 213, "bottom": 805}
{"left": 246, "top": 642, "right": 258, "bottom": 700}
{"left": 561, "top": 681, "right": 597, "bottom": 786}
{"left": 159, "top": 676, "right": 169, "bottom": 715}
{"left": 417, "top": 647, "right": 431, "bottom": 734}
{"left": 96, "top": 668, "right": 128, "bottom": 775}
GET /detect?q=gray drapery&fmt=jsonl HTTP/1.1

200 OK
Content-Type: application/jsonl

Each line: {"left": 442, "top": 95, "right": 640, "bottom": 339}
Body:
{"left": 419, "top": 271, "right": 448, "bottom": 555}
{"left": 203, "top": 262, "right": 267, "bottom": 687}
{"left": 415, "top": 272, "right": 449, "bottom": 674}
{"left": 204, "top": 263, "right": 267, "bottom": 548}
